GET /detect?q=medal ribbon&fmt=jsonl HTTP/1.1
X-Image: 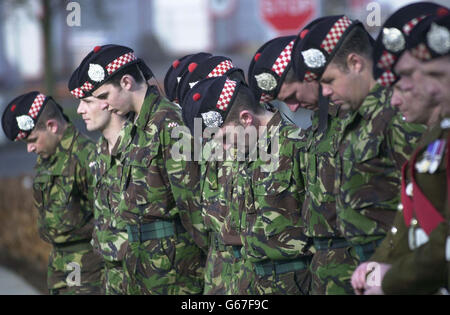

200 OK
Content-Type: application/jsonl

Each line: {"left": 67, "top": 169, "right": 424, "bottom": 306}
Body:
{"left": 408, "top": 141, "right": 446, "bottom": 235}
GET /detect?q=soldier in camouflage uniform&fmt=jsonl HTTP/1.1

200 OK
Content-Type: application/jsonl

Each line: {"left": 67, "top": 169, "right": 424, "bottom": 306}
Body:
{"left": 248, "top": 30, "right": 354, "bottom": 294}
{"left": 176, "top": 56, "right": 247, "bottom": 294}
{"left": 291, "top": 15, "right": 426, "bottom": 294}
{"left": 70, "top": 44, "right": 206, "bottom": 295}
{"left": 1, "top": 92, "right": 103, "bottom": 294}
{"left": 70, "top": 71, "right": 129, "bottom": 294}
{"left": 352, "top": 8, "right": 449, "bottom": 295}
{"left": 183, "top": 76, "right": 313, "bottom": 294}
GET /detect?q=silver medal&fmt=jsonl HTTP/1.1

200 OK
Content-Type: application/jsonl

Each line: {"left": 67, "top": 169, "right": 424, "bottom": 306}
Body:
{"left": 382, "top": 27, "right": 405, "bottom": 53}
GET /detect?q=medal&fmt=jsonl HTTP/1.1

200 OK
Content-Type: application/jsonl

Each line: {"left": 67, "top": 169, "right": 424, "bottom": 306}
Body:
{"left": 428, "top": 139, "right": 445, "bottom": 174}
{"left": 408, "top": 218, "right": 418, "bottom": 250}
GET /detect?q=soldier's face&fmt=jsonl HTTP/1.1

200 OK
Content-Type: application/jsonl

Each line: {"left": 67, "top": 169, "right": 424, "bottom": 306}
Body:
{"left": 278, "top": 78, "right": 319, "bottom": 112}
{"left": 320, "top": 60, "right": 367, "bottom": 111}
{"left": 91, "top": 83, "right": 132, "bottom": 116}
{"left": 394, "top": 52, "right": 441, "bottom": 125}
{"left": 24, "top": 127, "right": 59, "bottom": 159}
{"left": 77, "top": 96, "right": 112, "bottom": 132}
{"left": 419, "top": 56, "right": 450, "bottom": 118}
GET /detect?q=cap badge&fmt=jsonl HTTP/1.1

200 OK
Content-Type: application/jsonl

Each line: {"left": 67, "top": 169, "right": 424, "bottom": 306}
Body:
{"left": 427, "top": 23, "right": 450, "bottom": 55}
{"left": 254, "top": 72, "right": 277, "bottom": 91}
{"left": 16, "top": 115, "right": 34, "bottom": 131}
{"left": 88, "top": 63, "right": 105, "bottom": 82}
{"left": 301, "top": 48, "right": 326, "bottom": 68}
{"left": 382, "top": 27, "right": 405, "bottom": 53}
{"left": 201, "top": 111, "right": 223, "bottom": 128}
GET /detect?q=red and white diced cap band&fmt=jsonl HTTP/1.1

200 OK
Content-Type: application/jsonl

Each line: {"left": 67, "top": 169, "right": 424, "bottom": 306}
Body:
{"left": 320, "top": 16, "right": 353, "bottom": 54}
{"left": 207, "top": 59, "right": 234, "bottom": 78}
{"left": 272, "top": 40, "right": 295, "bottom": 77}
{"left": 15, "top": 93, "right": 46, "bottom": 141}
{"left": 377, "top": 70, "right": 396, "bottom": 87}
{"left": 216, "top": 79, "right": 237, "bottom": 111}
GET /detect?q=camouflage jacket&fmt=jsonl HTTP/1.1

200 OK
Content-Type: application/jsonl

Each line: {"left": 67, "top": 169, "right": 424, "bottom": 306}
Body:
{"left": 33, "top": 123, "right": 96, "bottom": 244}
{"left": 90, "top": 124, "right": 130, "bottom": 262}
{"left": 335, "top": 83, "right": 425, "bottom": 245}
{"left": 200, "top": 140, "right": 237, "bottom": 240}
{"left": 239, "top": 112, "right": 312, "bottom": 262}
{"left": 200, "top": 138, "right": 244, "bottom": 248}
{"left": 116, "top": 86, "right": 208, "bottom": 249}
{"left": 301, "top": 103, "right": 351, "bottom": 238}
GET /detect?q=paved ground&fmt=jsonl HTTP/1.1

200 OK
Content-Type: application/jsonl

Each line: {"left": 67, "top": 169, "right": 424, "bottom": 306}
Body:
{"left": 0, "top": 266, "right": 40, "bottom": 295}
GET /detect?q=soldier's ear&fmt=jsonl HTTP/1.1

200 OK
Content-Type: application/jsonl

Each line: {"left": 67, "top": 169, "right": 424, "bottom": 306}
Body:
{"left": 46, "top": 119, "right": 59, "bottom": 134}
{"left": 346, "top": 53, "right": 364, "bottom": 74}
{"left": 120, "top": 74, "right": 134, "bottom": 91}
{"left": 239, "top": 110, "right": 253, "bottom": 127}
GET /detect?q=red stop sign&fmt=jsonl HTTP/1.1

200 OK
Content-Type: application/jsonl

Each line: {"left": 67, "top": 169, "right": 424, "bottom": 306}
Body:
{"left": 261, "top": 0, "right": 317, "bottom": 33}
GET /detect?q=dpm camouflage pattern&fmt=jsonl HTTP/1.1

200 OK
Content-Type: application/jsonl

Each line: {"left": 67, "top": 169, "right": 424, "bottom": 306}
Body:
{"left": 90, "top": 124, "right": 132, "bottom": 294}
{"left": 335, "top": 83, "right": 425, "bottom": 247}
{"left": 200, "top": 139, "right": 238, "bottom": 294}
{"left": 33, "top": 123, "right": 103, "bottom": 294}
{"left": 300, "top": 104, "right": 358, "bottom": 295}
{"left": 238, "top": 112, "right": 313, "bottom": 295}
{"left": 117, "top": 87, "right": 205, "bottom": 295}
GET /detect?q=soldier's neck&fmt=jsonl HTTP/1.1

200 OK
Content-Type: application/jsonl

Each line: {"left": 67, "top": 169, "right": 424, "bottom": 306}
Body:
{"left": 103, "top": 118, "right": 126, "bottom": 154}
{"left": 131, "top": 83, "right": 149, "bottom": 115}
{"left": 426, "top": 105, "right": 443, "bottom": 127}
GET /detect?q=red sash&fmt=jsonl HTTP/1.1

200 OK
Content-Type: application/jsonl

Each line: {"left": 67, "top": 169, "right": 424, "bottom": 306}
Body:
{"left": 402, "top": 137, "right": 447, "bottom": 235}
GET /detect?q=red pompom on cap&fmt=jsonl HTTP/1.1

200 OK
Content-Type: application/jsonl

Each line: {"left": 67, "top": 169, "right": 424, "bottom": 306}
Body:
{"left": 188, "top": 62, "right": 198, "bottom": 73}
{"left": 172, "top": 60, "right": 180, "bottom": 69}
{"left": 437, "top": 7, "right": 449, "bottom": 17}
{"left": 10, "top": 104, "right": 16, "bottom": 112}
{"left": 93, "top": 46, "right": 102, "bottom": 53}
{"left": 193, "top": 93, "right": 201, "bottom": 101}
{"left": 300, "top": 29, "right": 309, "bottom": 39}
{"left": 254, "top": 53, "right": 261, "bottom": 61}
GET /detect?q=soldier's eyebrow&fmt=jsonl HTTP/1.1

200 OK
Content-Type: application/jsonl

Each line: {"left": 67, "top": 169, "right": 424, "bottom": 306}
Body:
{"left": 95, "top": 92, "right": 109, "bottom": 100}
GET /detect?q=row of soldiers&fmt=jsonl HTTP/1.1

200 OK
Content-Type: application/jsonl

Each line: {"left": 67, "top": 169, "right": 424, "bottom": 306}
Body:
{"left": 1, "top": 2, "right": 449, "bottom": 295}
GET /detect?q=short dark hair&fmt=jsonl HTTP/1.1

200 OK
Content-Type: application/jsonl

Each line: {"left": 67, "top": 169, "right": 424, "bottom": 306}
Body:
{"left": 224, "top": 86, "right": 264, "bottom": 125}
{"left": 35, "top": 99, "right": 66, "bottom": 130}
{"left": 331, "top": 25, "right": 373, "bottom": 71}
{"left": 107, "top": 64, "right": 145, "bottom": 87}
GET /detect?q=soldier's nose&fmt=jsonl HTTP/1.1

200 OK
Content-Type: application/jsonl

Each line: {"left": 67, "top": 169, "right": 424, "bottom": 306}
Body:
{"left": 322, "top": 86, "right": 333, "bottom": 98}
{"left": 27, "top": 144, "right": 35, "bottom": 153}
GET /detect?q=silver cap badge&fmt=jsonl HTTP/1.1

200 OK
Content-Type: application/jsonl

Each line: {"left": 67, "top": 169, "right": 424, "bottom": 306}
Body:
{"left": 255, "top": 72, "right": 277, "bottom": 91}
{"left": 16, "top": 115, "right": 34, "bottom": 131}
{"left": 88, "top": 63, "right": 105, "bottom": 82}
{"left": 382, "top": 27, "right": 405, "bottom": 53}
{"left": 201, "top": 111, "right": 223, "bottom": 128}
{"left": 427, "top": 23, "right": 450, "bottom": 55}
{"left": 301, "top": 48, "right": 326, "bottom": 68}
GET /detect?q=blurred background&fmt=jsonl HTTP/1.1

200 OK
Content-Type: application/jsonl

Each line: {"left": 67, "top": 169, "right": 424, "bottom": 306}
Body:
{"left": 0, "top": 0, "right": 449, "bottom": 294}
